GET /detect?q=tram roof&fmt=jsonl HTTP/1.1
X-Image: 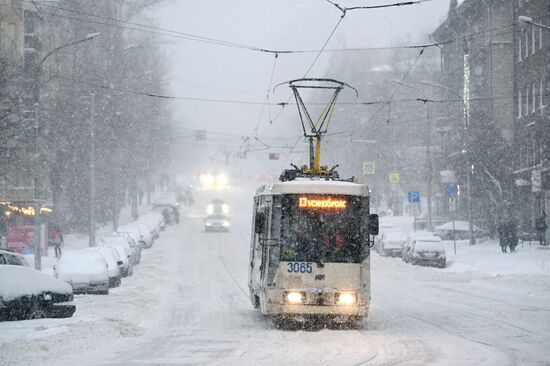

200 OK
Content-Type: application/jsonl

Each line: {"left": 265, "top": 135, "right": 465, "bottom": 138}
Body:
{"left": 256, "top": 178, "right": 369, "bottom": 196}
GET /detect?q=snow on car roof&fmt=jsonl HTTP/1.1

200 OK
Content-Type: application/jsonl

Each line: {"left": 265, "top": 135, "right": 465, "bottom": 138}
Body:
{"left": 385, "top": 231, "right": 408, "bottom": 241}
{"left": 257, "top": 179, "right": 369, "bottom": 196}
{"left": 435, "top": 221, "right": 479, "bottom": 232}
{"left": 57, "top": 249, "right": 108, "bottom": 274}
{"left": 0, "top": 265, "right": 72, "bottom": 301}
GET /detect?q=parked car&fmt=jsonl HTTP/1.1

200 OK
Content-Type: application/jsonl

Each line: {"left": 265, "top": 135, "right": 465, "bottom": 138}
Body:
{"left": 117, "top": 224, "right": 152, "bottom": 249}
{"left": 102, "top": 235, "right": 141, "bottom": 266}
{"left": 403, "top": 236, "right": 446, "bottom": 268}
{"left": 0, "top": 265, "right": 75, "bottom": 321}
{"left": 55, "top": 249, "right": 110, "bottom": 295}
{"left": 378, "top": 231, "right": 408, "bottom": 257}
{"left": 0, "top": 249, "right": 30, "bottom": 267}
{"left": 137, "top": 211, "right": 165, "bottom": 240}
{"left": 204, "top": 214, "right": 230, "bottom": 232}
{"left": 153, "top": 195, "right": 180, "bottom": 225}
{"left": 100, "top": 239, "right": 133, "bottom": 277}
{"left": 94, "top": 246, "right": 123, "bottom": 288}
{"left": 433, "top": 221, "right": 488, "bottom": 241}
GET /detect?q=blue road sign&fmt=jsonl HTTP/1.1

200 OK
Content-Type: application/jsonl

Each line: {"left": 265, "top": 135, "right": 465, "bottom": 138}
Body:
{"left": 447, "top": 185, "right": 459, "bottom": 197}
{"left": 408, "top": 191, "right": 420, "bottom": 203}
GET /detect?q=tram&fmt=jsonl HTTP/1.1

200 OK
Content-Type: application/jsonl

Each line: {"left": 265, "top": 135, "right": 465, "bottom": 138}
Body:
{"left": 248, "top": 167, "right": 378, "bottom": 325}
{"left": 248, "top": 79, "right": 379, "bottom": 326}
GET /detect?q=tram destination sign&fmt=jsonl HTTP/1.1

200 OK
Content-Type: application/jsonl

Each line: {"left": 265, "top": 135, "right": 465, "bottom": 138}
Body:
{"left": 298, "top": 196, "right": 347, "bottom": 210}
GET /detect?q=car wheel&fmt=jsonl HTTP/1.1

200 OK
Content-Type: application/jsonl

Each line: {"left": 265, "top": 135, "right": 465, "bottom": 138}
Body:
{"left": 27, "top": 305, "right": 48, "bottom": 320}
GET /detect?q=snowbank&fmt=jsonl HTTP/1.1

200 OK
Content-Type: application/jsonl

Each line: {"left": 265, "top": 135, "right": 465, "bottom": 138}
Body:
{"left": 444, "top": 240, "right": 550, "bottom": 276}
{"left": 0, "top": 266, "right": 72, "bottom": 301}
{"left": 435, "top": 220, "right": 479, "bottom": 232}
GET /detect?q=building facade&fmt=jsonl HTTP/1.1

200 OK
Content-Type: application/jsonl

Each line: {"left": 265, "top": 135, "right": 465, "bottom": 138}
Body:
{"left": 431, "top": 0, "right": 516, "bottom": 234}
{"left": 514, "top": 0, "right": 550, "bottom": 239}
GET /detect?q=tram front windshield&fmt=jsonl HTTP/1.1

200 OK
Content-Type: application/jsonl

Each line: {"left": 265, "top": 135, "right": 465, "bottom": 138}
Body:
{"left": 279, "top": 195, "right": 366, "bottom": 264}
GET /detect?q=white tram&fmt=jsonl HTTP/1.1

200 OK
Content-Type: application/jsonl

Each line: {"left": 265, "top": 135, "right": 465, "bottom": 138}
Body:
{"left": 248, "top": 175, "right": 379, "bottom": 325}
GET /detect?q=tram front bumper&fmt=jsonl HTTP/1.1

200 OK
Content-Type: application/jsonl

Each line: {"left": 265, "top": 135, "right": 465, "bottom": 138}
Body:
{"left": 270, "top": 303, "right": 368, "bottom": 317}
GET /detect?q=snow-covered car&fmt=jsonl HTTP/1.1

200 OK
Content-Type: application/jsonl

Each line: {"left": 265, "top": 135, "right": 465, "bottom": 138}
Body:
{"left": 404, "top": 236, "right": 446, "bottom": 268}
{"left": 55, "top": 249, "right": 110, "bottom": 295}
{"left": 117, "top": 224, "right": 152, "bottom": 249}
{"left": 94, "top": 246, "right": 123, "bottom": 288}
{"left": 204, "top": 214, "right": 230, "bottom": 232}
{"left": 433, "top": 221, "right": 488, "bottom": 241}
{"left": 0, "top": 265, "right": 75, "bottom": 321}
{"left": 0, "top": 249, "right": 30, "bottom": 267}
{"left": 378, "top": 231, "right": 409, "bottom": 257}
{"left": 100, "top": 239, "right": 133, "bottom": 277}
{"left": 153, "top": 195, "right": 180, "bottom": 225}
{"left": 102, "top": 235, "right": 141, "bottom": 266}
{"left": 137, "top": 211, "right": 165, "bottom": 240}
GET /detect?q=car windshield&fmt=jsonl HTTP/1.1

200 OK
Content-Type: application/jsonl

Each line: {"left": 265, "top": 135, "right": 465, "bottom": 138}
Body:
{"left": 279, "top": 195, "right": 366, "bottom": 263}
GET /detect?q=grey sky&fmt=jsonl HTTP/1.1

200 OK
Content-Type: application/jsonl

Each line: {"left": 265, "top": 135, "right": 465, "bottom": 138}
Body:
{"left": 153, "top": 0, "right": 450, "bottom": 169}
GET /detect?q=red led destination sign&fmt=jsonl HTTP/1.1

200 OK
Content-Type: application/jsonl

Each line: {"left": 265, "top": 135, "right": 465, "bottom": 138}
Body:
{"left": 298, "top": 196, "right": 347, "bottom": 210}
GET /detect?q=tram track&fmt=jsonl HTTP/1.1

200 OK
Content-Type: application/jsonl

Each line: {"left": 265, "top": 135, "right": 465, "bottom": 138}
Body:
{"left": 376, "top": 285, "right": 519, "bottom": 365}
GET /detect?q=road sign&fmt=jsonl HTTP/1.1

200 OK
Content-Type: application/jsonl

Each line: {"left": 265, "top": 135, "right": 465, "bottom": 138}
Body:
{"left": 389, "top": 172, "right": 400, "bottom": 184}
{"left": 408, "top": 191, "right": 420, "bottom": 203}
{"left": 363, "top": 162, "right": 376, "bottom": 175}
{"left": 447, "top": 184, "right": 459, "bottom": 197}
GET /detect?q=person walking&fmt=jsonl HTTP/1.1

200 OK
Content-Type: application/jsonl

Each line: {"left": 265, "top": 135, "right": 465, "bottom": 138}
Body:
{"left": 51, "top": 227, "right": 64, "bottom": 258}
{"left": 535, "top": 211, "right": 547, "bottom": 246}
{"left": 498, "top": 221, "right": 507, "bottom": 253}
{"left": 507, "top": 219, "right": 518, "bottom": 253}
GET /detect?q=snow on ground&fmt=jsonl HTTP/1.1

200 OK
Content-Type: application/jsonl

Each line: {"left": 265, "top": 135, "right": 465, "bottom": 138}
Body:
{"left": 1, "top": 200, "right": 549, "bottom": 365}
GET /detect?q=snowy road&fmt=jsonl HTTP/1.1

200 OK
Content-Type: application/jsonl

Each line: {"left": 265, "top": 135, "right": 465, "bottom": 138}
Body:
{"left": 2, "top": 191, "right": 549, "bottom": 365}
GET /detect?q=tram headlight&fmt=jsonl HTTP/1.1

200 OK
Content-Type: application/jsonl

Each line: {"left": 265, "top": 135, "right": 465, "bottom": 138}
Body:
{"left": 336, "top": 292, "right": 356, "bottom": 305}
{"left": 222, "top": 204, "right": 229, "bottom": 214}
{"left": 285, "top": 291, "right": 305, "bottom": 304}
{"left": 223, "top": 220, "right": 230, "bottom": 227}
{"left": 206, "top": 204, "right": 214, "bottom": 215}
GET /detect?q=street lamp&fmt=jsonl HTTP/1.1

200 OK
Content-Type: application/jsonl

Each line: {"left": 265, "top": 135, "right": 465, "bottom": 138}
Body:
{"left": 418, "top": 79, "right": 476, "bottom": 245}
{"left": 32, "top": 32, "right": 102, "bottom": 270}
{"left": 518, "top": 16, "right": 550, "bottom": 30}
{"left": 390, "top": 79, "right": 433, "bottom": 230}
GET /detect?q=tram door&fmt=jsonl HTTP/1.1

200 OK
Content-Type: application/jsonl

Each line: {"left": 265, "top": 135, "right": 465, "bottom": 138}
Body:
{"left": 258, "top": 197, "right": 272, "bottom": 312}
{"left": 249, "top": 195, "right": 272, "bottom": 309}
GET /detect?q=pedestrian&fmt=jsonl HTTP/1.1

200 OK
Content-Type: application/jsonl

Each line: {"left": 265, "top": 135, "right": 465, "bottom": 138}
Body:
{"left": 51, "top": 226, "right": 64, "bottom": 258}
{"left": 497, "top": 221, "right": 507, "bottom": 253}
{"left": 507, "top": 219, "right": 518, "bottom": 253}
{"left": 535, "top": 211, "right": 547, "bottom": 246}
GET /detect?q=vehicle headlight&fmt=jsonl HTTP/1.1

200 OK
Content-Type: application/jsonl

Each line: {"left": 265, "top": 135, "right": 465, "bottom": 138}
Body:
{"left": 336, "top": 292, "right": 356, "bottom": 305}
{"left": 223, "top": 221, "right": 230, "bottom": 227}
{"left": 217, "top": 173, "right": 228, "bottom": 186}
{"left": 205, "top": 222, "right": 212, "bottom": 226}
{"left": 285, "top": 291, "right": 305, "bottom": 304}
{"left": 206, "top": 204, "right": 214, "bottom": 215}
{"left": 222, "top": 204, "right": 229, "bottom": 214}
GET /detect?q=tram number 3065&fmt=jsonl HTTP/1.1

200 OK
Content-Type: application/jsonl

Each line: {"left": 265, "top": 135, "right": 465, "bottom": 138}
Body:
{"left": 287, "top": 262, "right": 313, "bottom": 273}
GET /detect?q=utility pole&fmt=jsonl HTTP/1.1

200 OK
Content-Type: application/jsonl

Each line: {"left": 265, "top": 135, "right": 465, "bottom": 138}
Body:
{"left": 89, "top": 93, "right": 96, "bottom": 247}
{"left": 426, "top": 102, "right": 433, "bottom": 230}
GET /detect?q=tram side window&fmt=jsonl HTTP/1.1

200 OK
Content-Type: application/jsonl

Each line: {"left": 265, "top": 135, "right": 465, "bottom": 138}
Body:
{"left": 267, "top": 197, "right": 281, "bottom": 285}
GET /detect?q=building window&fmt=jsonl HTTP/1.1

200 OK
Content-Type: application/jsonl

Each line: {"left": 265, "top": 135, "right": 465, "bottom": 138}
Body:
{"left": 518, "top": 90, "right": 522, "bottom": 118}
{"left": 525, "top": 87, "right": 529, "bottom": 116}
{"left": 532, "top": 82, "right": 536, "bottom": 112}
{"left": 519, "top": 32, "right": 522, "bottom": 62}
{"left": 525, "top": 30, "right": 529, "bottom": 58}
{"left": 540, "top": 78, "right": 544, "bottom": 113}
{"left": 532, "top": 25, "right": 536, "bottom": 54}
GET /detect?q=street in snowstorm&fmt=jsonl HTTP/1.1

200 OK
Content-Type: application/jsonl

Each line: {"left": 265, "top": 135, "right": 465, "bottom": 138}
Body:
{"left": 1, "top": 0, "right": 550, "bottom": 365}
